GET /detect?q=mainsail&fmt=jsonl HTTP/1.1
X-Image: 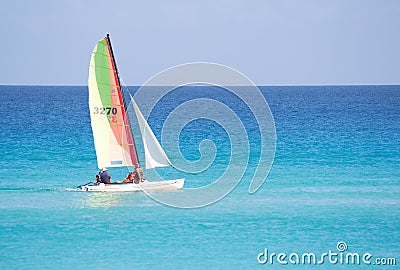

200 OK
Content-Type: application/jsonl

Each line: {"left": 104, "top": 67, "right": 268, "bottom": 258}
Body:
{"left": 88, "top": 35, "right": 139, "bottom": 169}
{"left": 130, "top": 95, "right": 171, "bottom": 169}
{"left": 88, "top": 34, "right": 171, "bottom": 171}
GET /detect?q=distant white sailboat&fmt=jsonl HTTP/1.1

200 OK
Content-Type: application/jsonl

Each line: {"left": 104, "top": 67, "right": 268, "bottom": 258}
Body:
{"left": 78, "top": 34, "right": 184, "bottom": 192}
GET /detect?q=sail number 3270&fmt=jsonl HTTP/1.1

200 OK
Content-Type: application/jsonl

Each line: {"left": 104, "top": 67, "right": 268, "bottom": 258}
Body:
{"left": 93, "top": 107, "right": 118, "bottom": 115}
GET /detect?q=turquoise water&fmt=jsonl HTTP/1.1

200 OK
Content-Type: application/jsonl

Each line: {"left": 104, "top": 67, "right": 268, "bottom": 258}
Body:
{"left": 0, "top": 85, "right": 399, "bottom": 269}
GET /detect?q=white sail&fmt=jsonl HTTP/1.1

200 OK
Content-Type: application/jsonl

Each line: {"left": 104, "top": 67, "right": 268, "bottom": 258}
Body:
{"left": 130, "top": 95, "right": 171, "bottom": 169}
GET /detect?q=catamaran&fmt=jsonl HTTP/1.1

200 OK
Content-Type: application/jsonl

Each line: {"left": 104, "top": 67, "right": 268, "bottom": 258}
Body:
{"left": 78, "top": 34, "right": 184, "bottom": 192}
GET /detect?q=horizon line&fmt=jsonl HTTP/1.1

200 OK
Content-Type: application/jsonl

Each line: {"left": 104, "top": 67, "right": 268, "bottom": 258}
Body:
{"left": 1, "top": 83, "right": 400, "bottom": 87}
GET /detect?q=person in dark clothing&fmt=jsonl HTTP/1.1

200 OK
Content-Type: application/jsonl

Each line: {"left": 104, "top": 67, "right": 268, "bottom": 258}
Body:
{"left": 99, "top": 168, "right": 111, "bottom": 184}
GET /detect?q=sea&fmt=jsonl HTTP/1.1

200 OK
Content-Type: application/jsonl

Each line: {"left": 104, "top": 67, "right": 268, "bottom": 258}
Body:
{"left": 0, "top": 85, "right": 399, "bottom": 269}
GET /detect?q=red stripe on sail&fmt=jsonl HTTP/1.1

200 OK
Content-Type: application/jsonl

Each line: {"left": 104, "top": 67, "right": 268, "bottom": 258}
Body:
{"left": 105, "top": 38, "right": 138, "bottom": 165}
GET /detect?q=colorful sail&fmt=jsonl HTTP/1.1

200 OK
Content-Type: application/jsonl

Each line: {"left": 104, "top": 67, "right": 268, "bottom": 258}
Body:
{"left": 88, "top": 35, "right": 139, "bottom": 169}
{"left": 130, "top": 95, "right": 171, "bottom": 169}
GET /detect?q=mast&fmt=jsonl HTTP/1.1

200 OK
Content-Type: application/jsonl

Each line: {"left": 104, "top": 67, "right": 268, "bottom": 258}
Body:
{"left": 105, "top": 34, "right": 140, "bottom": 166}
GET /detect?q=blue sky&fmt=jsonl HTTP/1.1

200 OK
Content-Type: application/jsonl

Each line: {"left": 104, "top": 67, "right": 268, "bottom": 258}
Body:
{"left": 1, "top": 0, "right": 399, "bottom": 85}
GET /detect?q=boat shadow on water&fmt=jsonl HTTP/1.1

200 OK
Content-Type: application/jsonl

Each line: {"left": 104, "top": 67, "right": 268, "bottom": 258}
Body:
{"left": 79, "top": 192, "right": 146, "bottom": 208}
{"left": 76, "top": 188, "right": 184, "bottom": 208}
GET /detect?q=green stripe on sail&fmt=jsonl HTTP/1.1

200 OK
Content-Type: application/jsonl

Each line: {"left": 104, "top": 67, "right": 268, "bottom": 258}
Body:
{"left": 94, "top": 39, "right": 112, "bottom": 116}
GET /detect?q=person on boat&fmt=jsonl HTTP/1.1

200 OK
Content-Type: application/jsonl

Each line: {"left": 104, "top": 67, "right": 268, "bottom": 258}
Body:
{"left": 133, "top": 164, "right": 144, "bottom": 184}
{"left": 122, "top": 172, "right": 135, "bottom": 183}
{"left": 99, "top": 168, "right": 111, "bottom": 184}
{"left": 108, "top": 172, "right": 133, "bottom": 185}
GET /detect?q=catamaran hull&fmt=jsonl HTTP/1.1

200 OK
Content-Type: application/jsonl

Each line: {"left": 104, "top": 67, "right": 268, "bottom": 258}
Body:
{"left": 78, "top": 179, "right": 184, "bottom": 192}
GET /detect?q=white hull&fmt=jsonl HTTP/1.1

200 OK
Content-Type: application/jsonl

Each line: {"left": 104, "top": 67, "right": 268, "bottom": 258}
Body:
{"left": 78, "top": 178, "right": 184, "bottom": 192}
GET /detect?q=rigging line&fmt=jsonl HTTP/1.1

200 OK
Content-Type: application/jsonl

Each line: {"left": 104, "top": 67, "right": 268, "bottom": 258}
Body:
{"left": 119, "top": 77, "right": 132, "bottom": 95}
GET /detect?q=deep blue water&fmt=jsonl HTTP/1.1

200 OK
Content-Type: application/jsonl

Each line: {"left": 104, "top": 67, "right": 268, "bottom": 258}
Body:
{"left": 0, "top": 85, "right": 399, "bottom": 269}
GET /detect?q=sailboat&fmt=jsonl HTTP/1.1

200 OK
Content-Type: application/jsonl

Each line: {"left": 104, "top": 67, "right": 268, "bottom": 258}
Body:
{"left": 78, "top": 34, "right": 184, "bottom": 192}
